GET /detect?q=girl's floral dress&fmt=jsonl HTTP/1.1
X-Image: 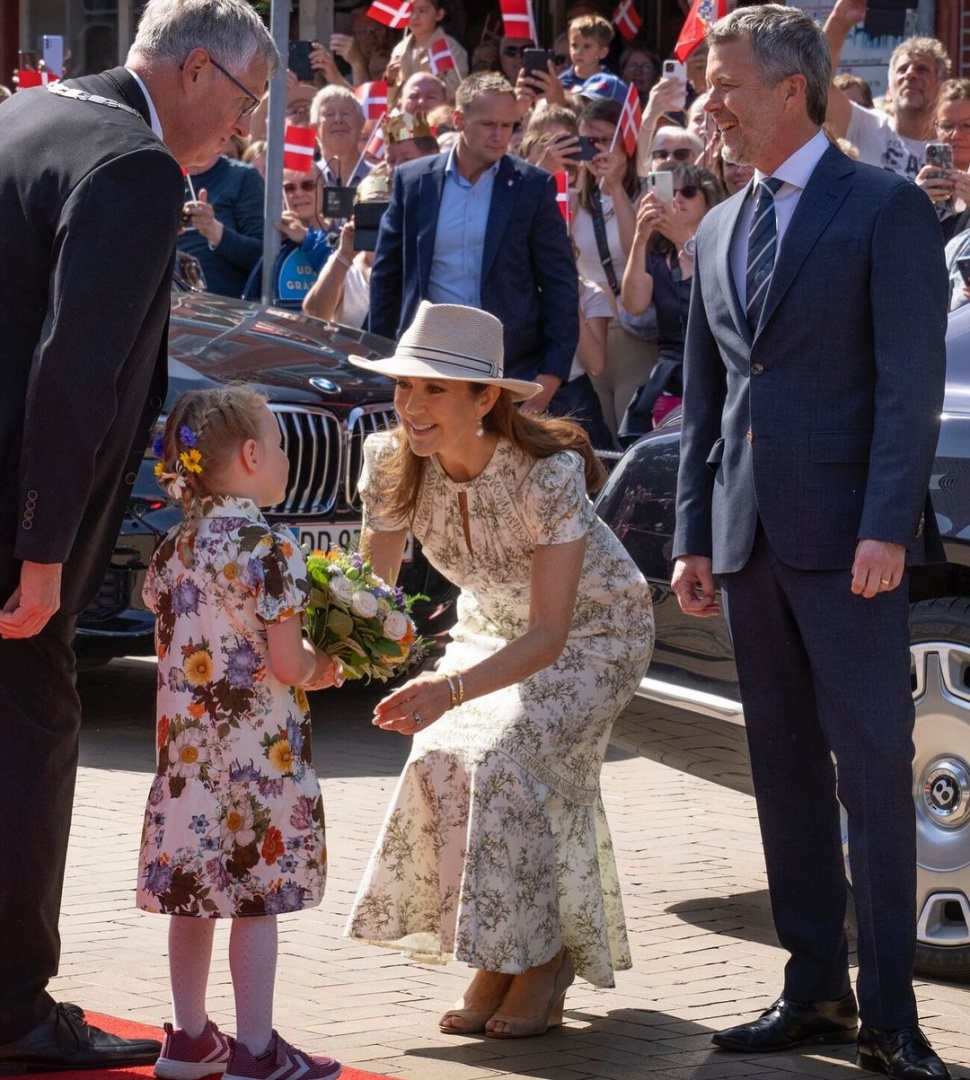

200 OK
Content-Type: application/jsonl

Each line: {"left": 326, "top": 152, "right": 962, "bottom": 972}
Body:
{"left": 346, "top": 433, "right": 655, "bottom": 987}
{"left": 136, "top": 496, "right": 326, "bottom": 919}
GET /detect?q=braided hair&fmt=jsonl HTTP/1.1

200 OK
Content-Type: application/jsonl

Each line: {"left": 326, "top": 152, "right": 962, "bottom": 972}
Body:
{"left": 156, "top": 386, "right": 268, "bottom": 567}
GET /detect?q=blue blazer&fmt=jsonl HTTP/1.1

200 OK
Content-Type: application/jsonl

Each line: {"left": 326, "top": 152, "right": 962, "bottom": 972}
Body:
{"left": 673, "top": 143, "right": 948, "bottom": 574}
{"left": 368, "top": 152, "right": 579, "bottom": 383}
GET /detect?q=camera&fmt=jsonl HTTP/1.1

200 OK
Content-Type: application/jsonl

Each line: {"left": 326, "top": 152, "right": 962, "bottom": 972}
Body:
{"left": 352, "top": 202, "right": 390, "bottom": 252}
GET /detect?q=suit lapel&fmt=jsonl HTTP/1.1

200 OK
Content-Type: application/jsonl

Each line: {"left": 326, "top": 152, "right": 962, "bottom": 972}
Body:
{"left": 417, "top": 157, "right": 447, "bottom": 297}
{"left": 716, "top": 184, "right": 751, "bottom": 342}
{"left": 756, "top": 144, "right": 854, "bottom": 335}
{"left": 482, "top": 156, "right": 518, "bottom": 282}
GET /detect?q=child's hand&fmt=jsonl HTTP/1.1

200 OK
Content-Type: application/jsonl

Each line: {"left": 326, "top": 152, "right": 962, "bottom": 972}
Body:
{"left": 304, "top": 650, "right": 344, "bottom": 690}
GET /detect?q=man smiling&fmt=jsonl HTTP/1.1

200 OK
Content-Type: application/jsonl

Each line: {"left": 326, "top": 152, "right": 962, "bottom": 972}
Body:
{"left": 672, "top": 6, "right": 950, "bottom": 1078}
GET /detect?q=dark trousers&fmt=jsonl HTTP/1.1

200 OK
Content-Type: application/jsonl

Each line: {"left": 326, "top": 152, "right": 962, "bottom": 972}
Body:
{"left": 0, "top": 610, "right": 80, "bottom": 1042}
{"left": 720, "top": 525, "right": 918, "bottom": 1030}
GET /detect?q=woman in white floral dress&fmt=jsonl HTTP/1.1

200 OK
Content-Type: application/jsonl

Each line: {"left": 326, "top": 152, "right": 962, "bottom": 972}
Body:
{"left": 346, "top": 303, "right": 654, "bottom": 1039}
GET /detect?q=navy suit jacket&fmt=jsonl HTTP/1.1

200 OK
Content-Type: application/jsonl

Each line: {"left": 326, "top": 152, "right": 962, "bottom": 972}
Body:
{"left": 673, "top": 143, "right": 948, "bottom": 574}
{"left": 368, "top": 152, "right": 579, "bottom": 383}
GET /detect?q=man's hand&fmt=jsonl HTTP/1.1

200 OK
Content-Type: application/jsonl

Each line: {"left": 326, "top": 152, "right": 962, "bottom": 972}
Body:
{"left": 520, "top": 374, "right": 561, "bottom": 414}
{"left": 0, "top": 561, "right": 63, "bottom": 638}
{"left": 851, "top": 538, "right": 906, "bottom": 598}
{"left": 671, "top": 555, "right": 720, "bottom": 617}
{"left": 826, "top": 0, "right": 868, "bottom": 30}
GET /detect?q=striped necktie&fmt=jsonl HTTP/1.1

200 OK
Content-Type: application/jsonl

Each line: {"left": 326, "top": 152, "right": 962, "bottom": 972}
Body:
{"left": 745, "top": 177, "right": 784, "bottom": 332}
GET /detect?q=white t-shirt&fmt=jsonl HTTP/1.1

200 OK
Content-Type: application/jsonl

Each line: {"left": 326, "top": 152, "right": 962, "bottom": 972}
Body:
{"left": 570, "top": 278, "right": 614, "bottom": 382}
{"left": 845, "top": 101, "right": 925, "bottom": 180}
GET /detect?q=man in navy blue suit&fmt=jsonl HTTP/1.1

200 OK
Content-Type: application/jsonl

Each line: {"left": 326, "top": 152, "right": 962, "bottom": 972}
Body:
{"left": 368, "top": 71, "right": 578, "bottom": 415}
{"left": 671, "top": 7, "right": 950, "bottom": 1078}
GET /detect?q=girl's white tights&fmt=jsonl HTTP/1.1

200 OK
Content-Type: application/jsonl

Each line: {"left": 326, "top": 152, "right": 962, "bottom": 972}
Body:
{"left": 168, "top": 915, "right": 278, "bottom": 1057}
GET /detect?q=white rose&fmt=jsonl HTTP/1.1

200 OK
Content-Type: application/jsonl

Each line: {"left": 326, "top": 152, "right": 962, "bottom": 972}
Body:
{"left": 330, "top": 576, "right": 354, "bottom": 603}
{"left": 382, "top": 610, "right": 410, "bottom": 641}
{"left": 351, "top": 590, "right": 379, "bottom": 618}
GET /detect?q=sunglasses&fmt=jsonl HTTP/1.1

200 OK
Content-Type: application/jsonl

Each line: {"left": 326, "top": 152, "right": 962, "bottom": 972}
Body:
{"left": 283, "top": 179, "right": 318, "bottom": 194}
{"left": 553, "top": 53, "right": 568, "bottom": 65}
{"left": 502, "top": 45, "right": 532, "bottom": 58}
{"left": 652, "top": 147, "right": 693, "bottom": 162}
{"left": 674, "top": 185, "right": 701, "bottom": 199}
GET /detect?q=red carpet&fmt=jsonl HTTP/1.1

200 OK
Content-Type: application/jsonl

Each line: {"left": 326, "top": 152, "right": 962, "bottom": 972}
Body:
{"left": 37, "top": 1014, "right": 392, "bottom": 1080}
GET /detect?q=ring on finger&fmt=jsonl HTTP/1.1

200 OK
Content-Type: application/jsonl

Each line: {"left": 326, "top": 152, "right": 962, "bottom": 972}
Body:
{"left": 412, "top": 710, "right": 422, "bottom": 726}
{"left": 880, "top": 578, "right": 891, "bottom": 587}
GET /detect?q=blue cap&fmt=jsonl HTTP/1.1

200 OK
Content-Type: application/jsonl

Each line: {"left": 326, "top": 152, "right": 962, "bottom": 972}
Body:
{"left": 577, "top": 71, "right": 630, "bottom": 104}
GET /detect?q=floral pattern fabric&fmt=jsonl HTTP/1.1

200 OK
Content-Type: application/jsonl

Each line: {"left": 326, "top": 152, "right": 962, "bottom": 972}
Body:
{"left": 136, "top": 496, "right": 326, "bottom": 919}
{"left": 346, "top": 433, "right": 654, "bottom": 987}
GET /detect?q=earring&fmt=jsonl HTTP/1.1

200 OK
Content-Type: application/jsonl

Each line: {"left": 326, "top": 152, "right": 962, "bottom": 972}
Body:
{"left": 476, "top": 420, "right": 485, "bottom": 437}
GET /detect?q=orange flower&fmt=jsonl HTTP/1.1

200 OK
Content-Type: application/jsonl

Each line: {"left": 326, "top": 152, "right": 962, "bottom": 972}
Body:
{"left": 157, "top": 715, "right": 170, "bottom": 749}
{"left": 223, "top": 561, "right": 239, "bottom": 581}
{"left": 261, "top": 826, "right": 285, "bottom": 865}
{"left": 279, "top": 540, "right": 293, "bottom": 557}
{"left": 187, "top": 701, "right": 206, "bottom": 719}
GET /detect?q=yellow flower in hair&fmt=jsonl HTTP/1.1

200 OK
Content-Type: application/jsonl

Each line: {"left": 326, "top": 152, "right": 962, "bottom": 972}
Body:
{"left": 179, "top": 448, "right": 203, "bottom": 474}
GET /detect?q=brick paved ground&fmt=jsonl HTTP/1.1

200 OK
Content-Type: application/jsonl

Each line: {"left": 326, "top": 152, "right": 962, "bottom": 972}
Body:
{"left": 61, "top": 659, "right": 970, "bottom": 1080}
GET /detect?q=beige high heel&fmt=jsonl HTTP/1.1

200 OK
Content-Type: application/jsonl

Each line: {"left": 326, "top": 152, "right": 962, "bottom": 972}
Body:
{"left": 485, "top": 949, "right": 576, "bottom": 1039}
{"left": 439, "top": 971, "right": 514, "bottom": 1035}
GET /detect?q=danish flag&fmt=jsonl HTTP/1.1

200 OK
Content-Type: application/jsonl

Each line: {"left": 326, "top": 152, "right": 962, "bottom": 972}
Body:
{"left": 366, "top": 0, "right": 412, "bottom": 29}
{"left": 615, "top": 82, "right": 642, "bottom": 158}
{"left": 613, "top": 0, "right": 643, "bottom": 42}
{"left": 555, "top": 173, "right": 571, "bottom": 227}
{"left": 428, "top": 37, "right": 456, "bottom": 75}
{"left": 499, "top": 0, "right": 538, "bottom": 43}
{"left": 17, "top": 69, "right": 58, "bottom": 88}
{"left": 674, "top": 0, "right": 727, "bottom": 61}
{"left": 354, "top": 80, "right": 389, "bottom": 120}
{"left": 365, "top": 114, "right": 387, "bottom": 161}
{"left": 283, "top": 124, "right": 316, "bottom": 172}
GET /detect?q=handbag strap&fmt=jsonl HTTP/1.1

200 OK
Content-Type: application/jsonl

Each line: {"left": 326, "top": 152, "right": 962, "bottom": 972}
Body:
{"left": 589, "top": 186, "right": 620, "bottom": 296}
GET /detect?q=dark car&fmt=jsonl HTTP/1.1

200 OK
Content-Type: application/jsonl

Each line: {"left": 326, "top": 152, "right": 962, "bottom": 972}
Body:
{"left": 74, "top": 290, "right": 455, "bottom": 666}
{"left": 596, "top": 303, "right": 970, "bottom": 982}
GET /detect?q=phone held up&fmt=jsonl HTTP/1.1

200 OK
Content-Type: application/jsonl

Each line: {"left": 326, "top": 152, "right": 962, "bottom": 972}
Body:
{"left": 645, "top": 170, "right": 675, "bottom": 204}
{"left": 926, "top": 141, "right": 954, "bottom": 174}
{"left": 288, "top": 40, "right": 315, "bottom": 83}
{"left": 522, "top": 48, "right": 553, "bottom": 80}
{"left": 662, "top": 58, "right": 688, "bottom": 110}
{"left": 576, "top": 135, "right": 600, "bottom": 162}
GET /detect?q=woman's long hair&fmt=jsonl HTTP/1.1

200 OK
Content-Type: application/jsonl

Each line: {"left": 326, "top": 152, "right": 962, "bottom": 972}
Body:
{"left": 576, "top": 98, "right": 641, "bottom": 214}
{"left": 379, "top": 385, "right": 607, "bottom": 525}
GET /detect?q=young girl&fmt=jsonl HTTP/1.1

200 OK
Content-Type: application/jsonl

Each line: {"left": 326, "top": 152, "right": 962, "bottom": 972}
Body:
{"left": 136, "top": 386, "right": 342, "bottom": 1080}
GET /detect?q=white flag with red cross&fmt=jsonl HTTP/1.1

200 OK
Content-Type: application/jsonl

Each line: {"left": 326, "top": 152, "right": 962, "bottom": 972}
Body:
{"left": 354, "top": 80, "right": 389, "bottom": 120}
{"left": 427, "top": 37, "right": 456, "bottom": 75}
{"left": 499, "top": 0, "right": 538, "bottom": 42}
{"left": 614, "top": 82, "right": 642, "bottom": 158}
{"left": 555, "top": 173, "right": 571, "bottom": 227}
{"left": 283, "top": 125, "right": 316, "bottom": 172}
{"left": 365, "top": 114, "right": 387, "bottom": 161}
{"left": 366, "top": 0, "right": 412, "bottom": 29}
{"left": 613, "top": 0, "right": 643, "bottom": 42}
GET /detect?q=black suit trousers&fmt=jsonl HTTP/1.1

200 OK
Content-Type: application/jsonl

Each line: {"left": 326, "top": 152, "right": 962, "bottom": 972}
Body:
{"left": 0, "top": 610, "right": 80, "bottom": 1041}
{"left": 720, "top": 525, "right": 919, "bottom": 1030}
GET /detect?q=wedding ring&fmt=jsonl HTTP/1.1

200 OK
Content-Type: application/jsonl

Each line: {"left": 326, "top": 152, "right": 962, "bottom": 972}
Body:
{"left": 880, "top": 578, "right": 891, "bottom": 586}
{"left": 412, "top": 710, "right": 422, "bottom": 726}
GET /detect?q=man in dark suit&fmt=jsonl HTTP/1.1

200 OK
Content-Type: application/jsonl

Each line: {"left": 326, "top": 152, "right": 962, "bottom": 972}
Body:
{"left": 368, "top": 71, "right": 579, "bottom": 415}
{"left": 0, "top": 1, "right": 277, "bottom": 1070}
{"left": 671, "top": 7, "right": 950, "bottom": 1079}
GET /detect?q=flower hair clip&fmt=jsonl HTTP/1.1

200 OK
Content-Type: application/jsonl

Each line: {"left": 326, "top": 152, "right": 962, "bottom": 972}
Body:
{"left": 152, "top": 426, "right": 203, "bottom": 500}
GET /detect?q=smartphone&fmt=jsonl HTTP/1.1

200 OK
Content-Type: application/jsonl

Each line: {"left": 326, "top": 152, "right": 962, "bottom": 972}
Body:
{"left": 957, "top": 256, "right": 970, "bottom": 288}
{"left": 662, "top": 58, "right": 688, "bottom": 109}
{"left": 926, "top": 141, "right": 953, "bottom": 173}
{"left": 645, "top": 170, "right": 674, "bottom": 204}
{"left": 41, "top": 35, "right": 63, "bottom": 77}
{"left": 522, "top": 48, "right": 553, "bottom": 78}
{"left": 288, "top": 40, "right": 314, "bottom": 83}
{"left": 577, "top": 135, "right": 600, "bottom": 161}
{"left": 352, "top": 202, "right": 390, "bottom": 252}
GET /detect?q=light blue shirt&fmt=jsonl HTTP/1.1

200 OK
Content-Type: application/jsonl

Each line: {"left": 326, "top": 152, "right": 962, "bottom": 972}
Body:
{"left": 427, "top": 146, "right": 500, "bottom": 307}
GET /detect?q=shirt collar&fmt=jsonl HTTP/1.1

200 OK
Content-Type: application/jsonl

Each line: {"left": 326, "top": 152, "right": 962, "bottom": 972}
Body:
{"left": 125, "top": 68, "right": 163, "bottom": 139}
{"left": 754, "top": 128, "right": 829, "bottom": 194}
{"left": 444, "top": 143, "right": 502, "bottom": 185}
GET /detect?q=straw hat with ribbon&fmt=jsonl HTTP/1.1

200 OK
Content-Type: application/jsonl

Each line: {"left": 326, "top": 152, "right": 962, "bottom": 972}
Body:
{"left": 350, "top": 302, "right": 542, "bottom": 402}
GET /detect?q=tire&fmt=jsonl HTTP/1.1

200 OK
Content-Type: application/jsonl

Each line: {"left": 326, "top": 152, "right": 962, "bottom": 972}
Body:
{"left": 907, "top": 597, "right": 970, "bottom": 980}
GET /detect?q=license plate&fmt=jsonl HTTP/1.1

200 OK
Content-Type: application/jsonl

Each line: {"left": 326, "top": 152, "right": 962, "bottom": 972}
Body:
{"left": 289, "top": 522, "right": 413, "bottom": 562}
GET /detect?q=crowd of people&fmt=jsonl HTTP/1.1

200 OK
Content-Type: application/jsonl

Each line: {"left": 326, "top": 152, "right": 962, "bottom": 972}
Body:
{"left": 0, "top": 0, "right": 966, "bottom": 1079}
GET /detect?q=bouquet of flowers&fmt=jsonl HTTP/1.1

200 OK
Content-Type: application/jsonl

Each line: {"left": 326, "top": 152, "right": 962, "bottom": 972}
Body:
{"left": 305, "top": 549, "right": 424, "bottom": 683}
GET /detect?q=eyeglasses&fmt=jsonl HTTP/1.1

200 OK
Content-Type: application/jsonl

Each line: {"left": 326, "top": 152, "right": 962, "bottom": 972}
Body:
{"left": 208, "top": 54, "right": 261, "bottom": 117}
{"left": 652, "top": 147, "right": 693, "bottom": 161}
{"left": 936, "top": 121, "right": 970, "bottom": 136}
{"left": 674, "top": 185, "right": 701, "bottom": 199}
{"left": 553, "top": 54, "right": 568, "bottom": 66}
{"left": 502, "top": 45, "right": 531, "bottom": 57}
{"left": 624, "top": 62, "right": 656, "bottom": 75}
{"left": 283, "top": 179, "right": 318, "bottom": 194}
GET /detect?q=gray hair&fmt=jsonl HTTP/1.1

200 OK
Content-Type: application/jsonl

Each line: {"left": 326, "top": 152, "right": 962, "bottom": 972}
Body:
{"left": 888, "top": 36, "right": 951, "bottom": 83}
{"left": 707, "top": 4, "right": 830, "bottom": 126}
{"left": 311, "top": 84, "right": 364, "bottom": 127}
{"left": 128, "top": 0, "right": 278, "bottom": 78}
{"left": 455, "top": 72, "right": 515, "bottom": 112}
{"left": 651, "top": 124, "right": 704, "bottom": 154}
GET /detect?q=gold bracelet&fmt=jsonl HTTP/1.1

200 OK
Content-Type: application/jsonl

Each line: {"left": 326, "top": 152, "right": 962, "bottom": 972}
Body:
{"left": 444, "top": 673, "right": 459, "bottom": 709}
{"left": 455, "top": 671, "right": 465, "bottom": 707}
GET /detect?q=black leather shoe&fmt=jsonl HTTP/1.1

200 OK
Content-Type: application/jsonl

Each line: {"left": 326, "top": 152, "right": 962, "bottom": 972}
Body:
{"left": 712, "top": 992, "right": 859, "bottom": 1052}
{"left": 0, "top": 1003, "right": 161, "bottom": 1073}
{"left": 857, "top": 1024, "right": 951, "bottom": 1079}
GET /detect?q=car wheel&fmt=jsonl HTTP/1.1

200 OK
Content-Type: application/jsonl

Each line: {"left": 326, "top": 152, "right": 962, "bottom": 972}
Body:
{"left": 907, "top": 597, "right": 970, "bottom": 980}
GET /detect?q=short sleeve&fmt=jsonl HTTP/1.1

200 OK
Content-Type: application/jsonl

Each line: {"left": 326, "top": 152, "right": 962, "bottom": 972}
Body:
{"left": 359, "top": 430, "right": 411, "bottom": 533}
{"left": 524, "top": 451, "right": 595, "bottom": 546}
{"left": 253, "top": 525, "right": 310, "bottom": 625}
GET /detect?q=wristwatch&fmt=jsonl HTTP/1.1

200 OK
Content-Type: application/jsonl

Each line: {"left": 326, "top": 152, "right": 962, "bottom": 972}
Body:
{"left": 682, "top": 236, "right": 696, "bottom": 257}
